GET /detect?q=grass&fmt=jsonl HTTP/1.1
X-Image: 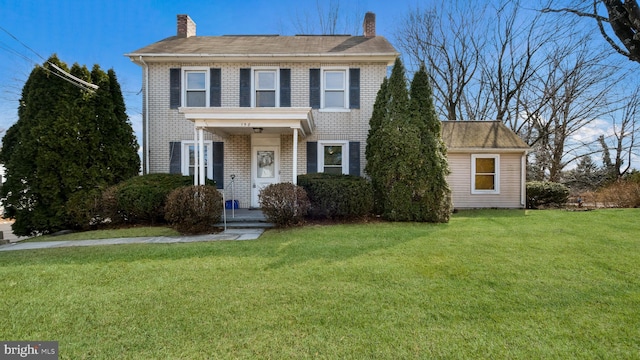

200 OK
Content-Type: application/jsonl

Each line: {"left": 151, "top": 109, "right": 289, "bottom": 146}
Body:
{"left": 24, "top": 226, "right": 180, "bottom": 242}
{"left": 1, "top": 209, "right": 639, "bottom": 359}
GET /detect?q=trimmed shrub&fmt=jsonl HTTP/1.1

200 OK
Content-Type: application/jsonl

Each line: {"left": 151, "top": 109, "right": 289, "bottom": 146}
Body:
{"left": 100, "top": 174, "right": 194, "bottom": 225}
{"left": 165, "top": 185, "right": 223, "bottom": 234}
{"left": 526, "top": 181, "right": 570, "bottom": 209}
{"left": 98, "top": 185, "right": 122, "bottom": 226}
{"left": 298, "top": 173, "right": 374, "bottom": 219}
{"left": 65, "top": 187, "right": 104, "bottom": 231}
{"left": 259, "top": 183, "right": 310, "bottom": 227}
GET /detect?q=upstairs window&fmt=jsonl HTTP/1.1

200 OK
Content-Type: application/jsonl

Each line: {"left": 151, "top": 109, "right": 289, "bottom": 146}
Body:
{"left": 472, "top": 154, "right": 500, "bottom": 194}
{"left": 185, "top": 70, "right": 207, "bottom": 107}
{"left": 255, "top": 70, "right": 277, "bottom": 107}
{"left": 323, "top": 70, "right": 346, "bottom": 109}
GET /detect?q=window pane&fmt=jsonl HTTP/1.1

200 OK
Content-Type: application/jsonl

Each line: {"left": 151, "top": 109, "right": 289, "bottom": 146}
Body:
{"left": 324, "top": 145, "right": 342, "bottom": 166}
{"left": 188, "top": 145, "right": 208, "bottom": 166}
{"left": 188, "top": 145, "right": 209, "bottom": 176}
{"left": 475, "top": 175, "right": 495, "bottom": 190}
{"left": 256, "top": 91, "right": 276, "bottom": 107}
{"left": 187, "top": 72, "right": 206, "bottom": 90}
{"left": 325, "top": 71, "right": 344, "bottom": 90}
{"left": 186, "top": 91, "right": 206, "bottom": 107}
{"left": 325, "top": 91, "right": 345, "bottom": 108}
{"left": 257, "top": 151, "right": 275, "bottom": 178}
{"left": 256, "top": 71, "right": 276, "bottom": 90}
{"left": 476, "top": 158, "right": 495, "bottom": 173}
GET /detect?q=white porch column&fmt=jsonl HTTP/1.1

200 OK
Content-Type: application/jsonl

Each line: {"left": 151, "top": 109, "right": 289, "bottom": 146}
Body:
{"left": 193, "top": 127, "right": 199, "bottom": 186}
{"left": 292, "top": 128, "right": 298, "bottom": 185}
{"left": 198, "top": 127, "right": 205, "bottom": 186}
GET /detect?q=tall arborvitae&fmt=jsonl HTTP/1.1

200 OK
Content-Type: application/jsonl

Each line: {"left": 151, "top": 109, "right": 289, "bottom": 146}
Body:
{"left": 365, "top": 77, "right": 389, "bottom": 214}
{"left": 409, "top": 63, "right": 451, "bottom": 222}
{"left": 366, "top": 58, "right": 424, "bottom": 221}
{"left": 366, "top": 59, "right": 452, "bottom": 222}
{"left": 0, "top": 55, "right": 139, "bottom": 236}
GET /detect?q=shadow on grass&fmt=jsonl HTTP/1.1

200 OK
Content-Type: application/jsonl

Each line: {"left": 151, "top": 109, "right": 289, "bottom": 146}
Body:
{"left": 452, "top": 209, "right": 528, "bottom": 219}
{"left": 261, "top": 222, "right": 447, "bottom": 269}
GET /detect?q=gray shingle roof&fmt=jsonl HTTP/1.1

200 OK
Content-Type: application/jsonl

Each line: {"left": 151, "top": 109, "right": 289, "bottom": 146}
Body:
{"left": 127, "top": 35, "right": 398, "bottom": 57}
{"left": 441, "top": 121, "right": 530, "bottom": 150}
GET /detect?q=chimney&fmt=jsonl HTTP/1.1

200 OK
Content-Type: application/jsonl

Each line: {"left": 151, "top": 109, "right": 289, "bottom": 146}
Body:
{"left": 363, "top": 12, "right": 376, "bottom": 38}
{"left": 177, "top": 14, "right": 196, "bottom": 38}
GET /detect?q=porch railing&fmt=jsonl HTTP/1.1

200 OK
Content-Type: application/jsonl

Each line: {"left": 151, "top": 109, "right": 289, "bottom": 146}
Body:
{"left": 221, "top": 175, "right": 236, "bottom": 231}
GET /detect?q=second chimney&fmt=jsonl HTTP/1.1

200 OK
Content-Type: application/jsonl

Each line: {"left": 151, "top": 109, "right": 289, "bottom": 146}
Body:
{"left": 363, "top": 12, "right": 376, "bottom": 38}
{"left": 177, "top": 14, "right": 196, "bottom": 38}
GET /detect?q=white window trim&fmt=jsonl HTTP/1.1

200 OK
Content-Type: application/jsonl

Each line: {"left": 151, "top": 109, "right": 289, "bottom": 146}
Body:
{"left": 251, "top": 67, "right": 279, "bottom": 108}
{"left": 182, "top": 67, "right": 209, "bottom": 107}
{"left": 181, "top": 140, "right": 213, "bottom": 179}
{"left": 471, "top": 154, "right": 500, "bottom": 194}
{"left": 320, "top": 67, "right": 349, "bottom": 111}
{"left": 317, "top": 140, "right": 349, "bottom": 175}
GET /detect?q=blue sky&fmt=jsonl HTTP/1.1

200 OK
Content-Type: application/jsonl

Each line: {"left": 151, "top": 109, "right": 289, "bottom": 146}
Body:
{"left": 0, "top": 0, "right": 416, "bottom": 141}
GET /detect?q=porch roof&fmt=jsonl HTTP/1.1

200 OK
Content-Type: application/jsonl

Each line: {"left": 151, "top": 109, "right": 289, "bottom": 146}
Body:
{"left": 179, "top": 107, "right": 315, "bottom": 138}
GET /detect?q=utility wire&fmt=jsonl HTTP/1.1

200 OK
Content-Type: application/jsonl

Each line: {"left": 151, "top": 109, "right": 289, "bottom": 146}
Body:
{"left": 0, "top": 24, "right": 98, "bottom": 92}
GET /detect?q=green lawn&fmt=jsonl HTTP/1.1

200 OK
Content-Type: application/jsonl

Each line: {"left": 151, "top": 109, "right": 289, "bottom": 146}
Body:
{"left": 1, "top": 209, "right": 639, "bottom": 359}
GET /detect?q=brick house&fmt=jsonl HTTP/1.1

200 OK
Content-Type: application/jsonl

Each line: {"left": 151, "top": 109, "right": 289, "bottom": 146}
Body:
{"left": 127, "top": 14, "right": 529, "bottom": 209}
{"left": 126, "top": 13, "right": 397, "bottom": 208}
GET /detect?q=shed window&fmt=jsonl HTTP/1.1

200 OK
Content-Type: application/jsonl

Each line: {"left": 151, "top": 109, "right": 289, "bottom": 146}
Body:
{"left": 472, "top": 154, "right": 500, "bottom": 194}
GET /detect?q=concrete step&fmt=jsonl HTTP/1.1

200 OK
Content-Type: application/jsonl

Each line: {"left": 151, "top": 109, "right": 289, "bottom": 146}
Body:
{"left": 216, "top": 221, "right": 274, "bottom": 229}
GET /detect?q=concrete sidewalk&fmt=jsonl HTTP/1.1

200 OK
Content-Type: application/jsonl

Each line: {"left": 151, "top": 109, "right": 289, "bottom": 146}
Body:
{"left": 0, "top": 227, "right": 264, "bottom": 252}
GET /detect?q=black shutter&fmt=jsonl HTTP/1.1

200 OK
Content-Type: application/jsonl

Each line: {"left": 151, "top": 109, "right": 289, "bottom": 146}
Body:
{"left": 210, "top": 68, "right": 221, "bottom": 107}
{"left": 280, "top": 68, "right": 291, "bottom": 107}
{"left": 349, "top": 142, "right": 360, "bottom": 176}
{"left": 170, "top": 68, "right": 181, "bottom": 109}
{"left": 349, "top": 68, "right": 360, "bottom": 109}
{"left": 307, "top": 142, "right": 318, "bottom": 173}
{"left": 239, "top": 68, "right": 251, "bottom": 107}
{"left": 213, "top": 142, "right": 224, "bottom": 189}
{"left": 169, "top": 142, "right": 181, "bottom": 174}
{"left": 309, "top": 69, "right": 320, "bottom": 109}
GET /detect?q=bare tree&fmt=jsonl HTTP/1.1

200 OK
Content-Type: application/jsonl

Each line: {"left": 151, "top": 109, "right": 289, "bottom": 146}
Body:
{"left": 282, "top": 0, "right": 364, "bottom": 35}
{"left": 600, "top": 85, "right": 640, "bottom": 179}
{"left": 396, "top": 1, "right": 487, "bottom": 120}
{"left": 397, "top": 0, "right": 630, "bottom": 180}
{"left": 524, "top": 43, "right": 618, "bottom": 181}
{"left": 542, "top": 0, "right": 640, "bottom": 63}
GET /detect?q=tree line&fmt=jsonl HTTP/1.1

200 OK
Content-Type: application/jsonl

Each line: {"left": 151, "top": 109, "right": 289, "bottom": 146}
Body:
{"left": 395, "top": 0, "right": 640, "bottom": 184}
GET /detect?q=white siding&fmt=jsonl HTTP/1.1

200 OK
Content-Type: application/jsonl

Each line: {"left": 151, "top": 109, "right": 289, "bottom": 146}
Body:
{"left": 447, "top": 152, "right": 525, "bottom": 209}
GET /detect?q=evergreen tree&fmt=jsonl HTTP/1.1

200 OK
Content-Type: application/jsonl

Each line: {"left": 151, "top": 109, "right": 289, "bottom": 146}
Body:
{"left": 365, "top": 77, "right": 389, "bottom": 214}
{"left": 366, "top": 59, "right": 452, "bottom": 222}
{"left": 409, "top": 63, "right": 451, "bottom": 222}
{"left": 366, "top": 58, "right": 424, "bottom": 221}
{"left": 0, "top": 55, "right": 140, "bottom": 236}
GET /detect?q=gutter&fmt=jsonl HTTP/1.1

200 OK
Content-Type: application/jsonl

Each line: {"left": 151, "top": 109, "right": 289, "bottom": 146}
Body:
{"left": 139, "top": 56, "right": 150, "bottom": 174}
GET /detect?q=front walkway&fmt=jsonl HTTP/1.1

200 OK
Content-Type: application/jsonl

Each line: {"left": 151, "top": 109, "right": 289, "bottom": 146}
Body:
{"left": 0, "top": 209, "right": 270, "bottom": 252}
{"left": 0, "top": 229, "right": 264, "bottom": 252}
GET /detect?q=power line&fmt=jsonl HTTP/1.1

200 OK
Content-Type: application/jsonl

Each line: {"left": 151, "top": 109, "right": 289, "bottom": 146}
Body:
{"left": 0, "top": 24, "right": 98, "bottom": 92}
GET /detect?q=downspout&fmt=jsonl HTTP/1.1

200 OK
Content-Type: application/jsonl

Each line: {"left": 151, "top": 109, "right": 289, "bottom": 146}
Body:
{"left": 139, "top": 56, "right": 150, "bottom": 174}
{"left": 521, "top": 152, "right": 527, "bottom": 208}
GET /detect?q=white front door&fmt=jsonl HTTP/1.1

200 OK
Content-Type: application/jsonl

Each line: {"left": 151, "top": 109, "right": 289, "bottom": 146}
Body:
{"left": 251, "top": 146, "right": 280, "bottom": 208}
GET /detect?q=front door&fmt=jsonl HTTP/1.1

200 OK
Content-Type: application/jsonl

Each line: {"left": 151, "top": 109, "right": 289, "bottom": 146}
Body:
{"left": 251, "top": 146, "right": 280, "bottom": 208}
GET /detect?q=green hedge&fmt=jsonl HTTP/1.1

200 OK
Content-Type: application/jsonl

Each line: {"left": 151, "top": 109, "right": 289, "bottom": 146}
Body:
{"left": 102, "top": 174, "right": 195, "bottom": 225}
{"left": 297, "top": 173, "right": 373, "bottom": 219}
{"left": 526, "top": 181, "right": 570, "bottom": 209}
